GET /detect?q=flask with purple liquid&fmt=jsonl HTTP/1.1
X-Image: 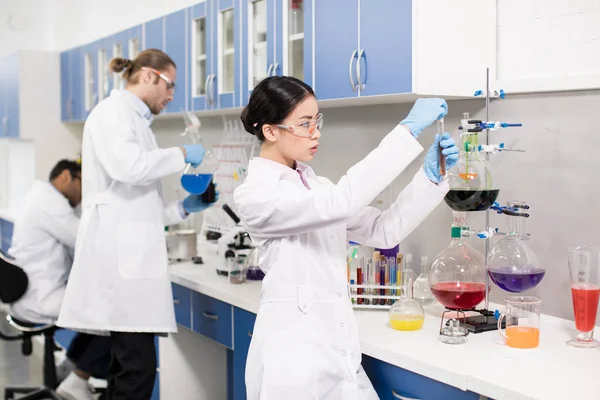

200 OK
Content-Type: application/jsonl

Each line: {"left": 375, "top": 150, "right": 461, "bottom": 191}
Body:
{"left": 487, "top": 201, "right": 544, "bottom": 293}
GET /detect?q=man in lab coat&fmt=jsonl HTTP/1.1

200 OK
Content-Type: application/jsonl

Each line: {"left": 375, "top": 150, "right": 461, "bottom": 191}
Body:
{"left": 57, "top": 49, "right": 215, "bottom": 400}
{"left": 9, "top": 159, "right": 112, "bottom": 400}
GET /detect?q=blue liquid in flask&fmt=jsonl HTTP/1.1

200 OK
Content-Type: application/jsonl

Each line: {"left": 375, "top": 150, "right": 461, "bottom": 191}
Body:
{"left": 181, "top": 173, "right": 213, "bottom": 195}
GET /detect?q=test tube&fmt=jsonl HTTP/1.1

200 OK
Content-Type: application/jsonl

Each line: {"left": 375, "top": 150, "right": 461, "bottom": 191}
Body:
{"left": 364, "top": 259, "right": 371, "bottom": 305}
{"left": 437, "top": 118, "right": 446, "bottom": 176}
{"left": 357, "top": 258, "right": 363, "bottom": 305}
{"left": 373, "top": 260, "right": 380, "bottom": 306}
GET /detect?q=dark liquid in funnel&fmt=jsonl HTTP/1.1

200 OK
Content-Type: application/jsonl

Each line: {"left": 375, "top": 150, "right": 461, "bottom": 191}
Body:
{"left": 444, "top": 189, "right": 500, "bottom": 212}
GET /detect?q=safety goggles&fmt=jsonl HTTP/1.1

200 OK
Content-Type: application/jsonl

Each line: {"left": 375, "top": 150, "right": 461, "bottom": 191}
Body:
{"left": 276, "top": 113, "right": 323, "bottom": 138}
{"left": 143, "top": 67, "right": 176, "bottom": 90}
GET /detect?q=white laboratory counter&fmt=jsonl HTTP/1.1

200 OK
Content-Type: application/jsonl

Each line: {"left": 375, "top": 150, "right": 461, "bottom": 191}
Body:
{"left": 168, "top": 251, "right": 600, "bottom": 400}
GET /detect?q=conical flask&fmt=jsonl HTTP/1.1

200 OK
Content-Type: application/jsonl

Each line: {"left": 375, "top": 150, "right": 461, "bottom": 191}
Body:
{"left": 488, "top": 201, "right": 544, "bottom": 292}
{"left": 180, "top": 112, "right": 219, "bottom": 202}
{"left": 428, "top": 212, "right": 487, "bottom": 310}
{"left": 413, "top": 256, "right": 437, "bottom": 306}
{"left": 444, "top": 113, "right": 499, "bottom": 212}
{"left": 388, "top": 269, "right": 425, "bottom": 331}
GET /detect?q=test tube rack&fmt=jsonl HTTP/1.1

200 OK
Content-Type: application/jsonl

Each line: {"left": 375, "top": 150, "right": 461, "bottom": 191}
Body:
{"left": 348, "top": 283, "right": 405, "bottom": 310}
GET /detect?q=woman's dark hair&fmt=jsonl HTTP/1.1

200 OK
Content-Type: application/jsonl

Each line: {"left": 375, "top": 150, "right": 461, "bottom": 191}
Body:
{"left": 109, "top": 49, "right": 176, "bottom": 85}
{"left": 240, "top": 76, "right": 315, "bottom": 141}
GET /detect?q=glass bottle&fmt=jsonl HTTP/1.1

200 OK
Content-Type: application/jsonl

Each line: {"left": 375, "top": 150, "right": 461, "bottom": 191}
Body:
{"left": 428, "top": 212, "right": 487, "bottom": 310}
{"left": 444, "top": 113, "right": 499, "bottom": 212}
{"left": 180, "top": 112, "right": 219, "bottom": 203}
{"left": 388, "top": 269, "right": 425, "bottom": 331}
{"left": 487, "top": 201, "right": 544, "bottom": 293}
{"left": 413, "top": 256, "right": 437, "bottom": 306}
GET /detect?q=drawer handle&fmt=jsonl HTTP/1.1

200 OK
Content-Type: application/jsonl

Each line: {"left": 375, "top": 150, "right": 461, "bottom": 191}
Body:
{"left": 248, "top": 331, "right": 253, "bottom": 338}
{"left": 391, "top": 390, "right": 421, "bottom": 400}
{"left": 173, "top": 299, "right": 180, "bottom": 305}
{"left": 203, "top": 311, "right": 219, "bottom": 321}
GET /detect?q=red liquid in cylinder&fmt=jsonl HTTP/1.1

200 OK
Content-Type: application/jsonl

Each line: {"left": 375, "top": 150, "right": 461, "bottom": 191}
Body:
{"left": 571, "top": 284, "right": 600, "bottom": 333}
{"left": 430, "top": 282, "right": 487, "bottom": 310}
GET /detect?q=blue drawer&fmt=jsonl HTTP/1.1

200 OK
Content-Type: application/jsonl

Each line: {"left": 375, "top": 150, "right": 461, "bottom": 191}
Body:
{"left": 192, "top": 292, "right": 233, "bottom": 349}
{"left": 232, "top": 307, "right": 256, "bottom": 400}
{"left": 362, "top": 355, "right": 480, "bottom": 400}
{"left": 172, "top": 283, "right": 192, "bottom": 329}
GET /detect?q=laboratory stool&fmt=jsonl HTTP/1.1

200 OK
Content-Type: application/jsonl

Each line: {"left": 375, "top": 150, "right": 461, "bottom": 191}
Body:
{"left": 2, "top": 315, "right": 62, "bottom": 399}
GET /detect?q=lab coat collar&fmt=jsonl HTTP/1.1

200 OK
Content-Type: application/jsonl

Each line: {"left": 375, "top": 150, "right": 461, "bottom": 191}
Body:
{"left": 111, "top": 89, "right": 154, "bottom": 124}
{"left": 247, "top": 157, "right": 316, "bottom": 184}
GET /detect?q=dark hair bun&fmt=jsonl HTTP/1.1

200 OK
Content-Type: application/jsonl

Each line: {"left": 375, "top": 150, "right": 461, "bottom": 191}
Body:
{"left": 240, "top": 107, "right": 257, "bottom": 136}
{"left": 109, "top": 57, "right": 133, "bottom": 73}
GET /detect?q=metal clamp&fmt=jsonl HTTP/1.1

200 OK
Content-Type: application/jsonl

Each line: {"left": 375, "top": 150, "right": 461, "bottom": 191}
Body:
{"left": 203, "top": 311, "right": 219, "bottom": 321}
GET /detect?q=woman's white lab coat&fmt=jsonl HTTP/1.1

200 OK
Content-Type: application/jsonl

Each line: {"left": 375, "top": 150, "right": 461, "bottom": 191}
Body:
{"left": 9, "top": 181, "right": 79, "bottom": 324}
{"left": 233, "top": 124, "right": 449, "bottom": 400}
{"left": 57, "top": 90, "right": 186, "bottom": 335}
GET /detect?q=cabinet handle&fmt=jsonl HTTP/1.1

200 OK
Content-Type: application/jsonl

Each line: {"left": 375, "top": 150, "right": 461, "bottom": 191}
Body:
{"left": 204, "top": 74, "right": 211, "bottom": 98}
{"left": 266, "top": 63, "right": 274, "bottom": 77}
{"left": 248, "top": 331, "right": 253, "bottom": 338}
{"left": 208, "top": 74, "right": 216, "bottom": 106}
{"left": 173, "top": 299, "right": 180, "bottom": 304}
{"left": 391, "top": 390, "right": 421, "bottom": 400}
{"left": 356, "top": 49, "right": 367, "bottom": 90}
{"left": 271, "top": 62, "right": 279, "bottom": 77}
{"left": 203, "top": 311, "right": 219, "bottom": 320}
{"left": 348, "top": 50, "right": 358, "bottom": 91}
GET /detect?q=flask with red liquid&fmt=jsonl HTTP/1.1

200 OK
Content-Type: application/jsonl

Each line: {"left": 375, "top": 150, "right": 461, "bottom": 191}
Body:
{"left": 428, "top": 211, "right": 487, "bottom": 310}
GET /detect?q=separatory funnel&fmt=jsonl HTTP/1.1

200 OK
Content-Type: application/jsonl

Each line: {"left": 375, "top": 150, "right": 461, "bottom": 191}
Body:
{"left": 444, "top": 113, "right": 499, "bottom": 212}
{"left": 388, "top": 269, "right": 425, "bottom": 331}
{"left": 428, "top": 212, "right": 487, "bottom": 310}
{"left": 487, "top": 201, "right": 544, "bottom": 293}
{"left": 180, "top": 112, "right": 219, "bottom": 202}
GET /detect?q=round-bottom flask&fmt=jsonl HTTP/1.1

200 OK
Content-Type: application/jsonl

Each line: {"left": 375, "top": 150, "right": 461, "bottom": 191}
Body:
{"left": 388, "top": 269, "right": 425, "bottom": 331}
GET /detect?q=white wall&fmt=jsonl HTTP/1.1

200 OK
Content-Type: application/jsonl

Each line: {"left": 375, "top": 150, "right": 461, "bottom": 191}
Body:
{"left": 0, "top": 0, "right": 599, "bottom": 321}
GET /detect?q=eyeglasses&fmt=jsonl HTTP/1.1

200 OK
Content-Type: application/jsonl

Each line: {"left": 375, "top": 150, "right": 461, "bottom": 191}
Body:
{"left": 276, "top": 113, "right": 323, "bottom": 138}
{"left": 143, "top": 67, "right": 176, "bottom": 90}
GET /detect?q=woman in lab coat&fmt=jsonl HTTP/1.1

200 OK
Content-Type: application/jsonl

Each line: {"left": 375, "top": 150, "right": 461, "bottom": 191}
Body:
{"left": 234, "top": 76, "right": 458, "bottom": 400}
{"left": 57, "top": 50, "right": 216, "bottom": 400}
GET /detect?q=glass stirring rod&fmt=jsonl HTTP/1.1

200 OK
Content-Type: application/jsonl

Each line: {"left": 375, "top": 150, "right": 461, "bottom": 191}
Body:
{"left": 437, "top": 118, "right": 446, "bottom": 176}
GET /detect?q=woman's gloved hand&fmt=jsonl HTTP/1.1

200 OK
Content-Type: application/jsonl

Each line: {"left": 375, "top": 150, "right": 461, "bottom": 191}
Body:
{"left": 423, "top": 132, "right": 459, "bottom": 183}
{"left": 400, "top": 98, "right": 448, "bottom": 138}
{"left": 182, "top": 144, "right": 206, "bottom": 168}
{"left": 183, "top": 191, "right": 220, "bottom": 214}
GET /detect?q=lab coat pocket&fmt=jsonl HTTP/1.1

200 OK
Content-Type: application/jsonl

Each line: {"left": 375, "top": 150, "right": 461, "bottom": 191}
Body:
{"left": 117, "top": 222, "right": 167, "bottom": 279}
{"left": 262, "top": 316, "right": 319, "bottom": 399}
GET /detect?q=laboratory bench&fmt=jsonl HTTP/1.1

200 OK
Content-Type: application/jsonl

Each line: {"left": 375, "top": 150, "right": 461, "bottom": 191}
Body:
{"left": 164, "top": 249, "right": 600, "bottom": 400}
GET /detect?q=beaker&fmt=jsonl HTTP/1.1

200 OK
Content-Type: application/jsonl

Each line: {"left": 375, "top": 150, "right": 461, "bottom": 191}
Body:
{"left": 488, "top": 201, "right": 544, "bottom": 293}
{"left": 444, "top": 113, "right": 499, "bottom": 212}
{"left": 567, "top": 246, "right": 600, "bottom": 348}
{"left": 388, "top": 269, "right": 425, "bottom": 331}
{"left": 181, "top": 150, "right": 219, "bottom": 202}
{"left": 497, "top": 296, "right": 541, "bottom": 349}
{"left": 246, "top": 248, "right": 265, "bottom": 281}
{"left": 428, "top": 212, "right": 487, "bottom": 310}
{"left": 229, "top": 254, "right": 248, "bottom": 285}
{"left": 413, "top": 256, "right": 437, "bottom": 307}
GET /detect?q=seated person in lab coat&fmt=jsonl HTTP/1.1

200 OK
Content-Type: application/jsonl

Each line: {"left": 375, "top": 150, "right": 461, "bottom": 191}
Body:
{"left": 9, "top": 159, "right": 111, "bottom": 400}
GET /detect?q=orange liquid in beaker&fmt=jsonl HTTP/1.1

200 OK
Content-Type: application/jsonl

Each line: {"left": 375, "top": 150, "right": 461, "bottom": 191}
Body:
{"left": 459, "top": 172, "right": 478, "bottom": 180}
{"left": 505, "top": 326, "right": 540, "bottom": 349}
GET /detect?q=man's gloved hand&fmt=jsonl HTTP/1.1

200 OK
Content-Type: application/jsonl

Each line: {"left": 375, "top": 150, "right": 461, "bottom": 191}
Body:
{"left": 183, "top": 191, "right": 219, "bottom": 214}
{"left": 423, "top": 132, "right": 459, "bottom": 183}
{"left": 183, "top": 144, "right": 205, "bottom": 168}
{"left": 400, "top": 98, "right": 448, "bottom": 138}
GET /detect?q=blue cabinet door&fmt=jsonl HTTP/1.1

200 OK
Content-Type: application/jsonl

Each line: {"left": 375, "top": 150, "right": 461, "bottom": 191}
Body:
{"left": 313, "top": 0, "right": 358, "bottom": 100}
{"left": 165, "top": 9, "right": 188, "bottom": 113}
{"left": 362, "top": 355, "right": 480, "bottom": 400}
{"left": 189, "top": 2, "right": 212, "bottom": 112}
{"left": 358, "top": 0, "right": 412, "bottom": 97}
{"left": 213, "top": 0, "right": 240, "bottom": 109}
{"left": 69, "top": 47, "right": 83, "bottom": 122}
{"left": 4, "top": 53, "right": 19, "bottom": 137}
{"left": 233, "top": 308, "right": 256, "bottom": 400}
{"left": 60, "top": 52, "right": 70, "bottom": 121}
{"left": 144, "top": 17, "right": 165, "bottom": 51}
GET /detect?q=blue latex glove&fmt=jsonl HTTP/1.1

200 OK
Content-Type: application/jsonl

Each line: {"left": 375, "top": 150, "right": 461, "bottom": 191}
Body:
{"left": 423, "top": 132, "right": 459, "bottom": 183}
{"left": 183, "top": 144, "right": 205, "bottom": 168}
{"left": 183, "top": 191, "right": 219, "bottom": 214}
{"left": 400, "top": 98, "right": 448, "bottom": 138}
